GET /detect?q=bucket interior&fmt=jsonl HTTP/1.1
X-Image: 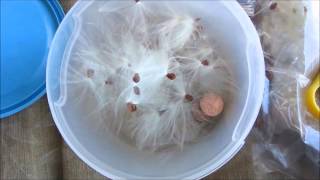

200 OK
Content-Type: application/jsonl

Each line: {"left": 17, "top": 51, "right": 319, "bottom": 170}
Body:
{"left": 48, "top": 1, "right": 256, "bottom": 178}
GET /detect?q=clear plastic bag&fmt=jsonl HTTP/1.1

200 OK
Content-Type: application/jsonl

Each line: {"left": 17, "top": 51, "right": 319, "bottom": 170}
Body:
{"left": 251, "top": 0, "right": 320, "bottom": 178}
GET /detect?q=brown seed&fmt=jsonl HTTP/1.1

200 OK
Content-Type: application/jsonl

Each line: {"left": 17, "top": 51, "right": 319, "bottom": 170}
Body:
{"left": 201, "top": 60, "right": 209, "bottom": 66}
{"left": 105, "top": 79, "right": 113, "bottom": 85}
{"left": 185, "top": 94, "right": 194, "bottom": 102}
{"left": 86, "top": 69, "right": 94, "bottom": 78}
{"left": 200, "top": 93, "right": 224, "bottom": 117}
{"left": 195, "top": 17, "right": 201, "bottom": 22}
{"left": 133, "top": 86, "right": 140, "bottom": 95}
{"left": 304, "top": 6, "right": 307, "bottom": 15}
{"left": 166, "top": 73, "right": 176, "bottom": 80}
{"left": 127, "top": 102, "right": 137, "bottom": 112}
{"left": 266, "top": 71, "right": 273, "bottom": 81}
{"left": 270, "top": 2, "right": 277, "bottom": 10}
{"left": 132, "top": 73, "right": 140, "bottom": 83}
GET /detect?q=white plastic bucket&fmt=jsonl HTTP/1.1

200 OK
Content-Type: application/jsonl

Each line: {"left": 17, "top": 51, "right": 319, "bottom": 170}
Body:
{"left": 46, "top": 1, "right": 265, "bottom": 179}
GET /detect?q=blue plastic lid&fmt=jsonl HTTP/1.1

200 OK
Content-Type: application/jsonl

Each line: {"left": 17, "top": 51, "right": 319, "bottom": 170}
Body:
{"left": 0, "top": 0, "right": 64, "bottom": 118}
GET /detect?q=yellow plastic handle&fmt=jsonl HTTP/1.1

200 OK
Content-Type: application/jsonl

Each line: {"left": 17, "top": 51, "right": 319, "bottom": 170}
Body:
{"left": 305, "top": 73, "right": 320, "bottom": 119}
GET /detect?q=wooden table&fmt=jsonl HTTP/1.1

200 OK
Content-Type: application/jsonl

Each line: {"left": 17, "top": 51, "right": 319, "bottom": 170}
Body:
{"left": 0, "top": 1, "right": 286, "bottom": 179}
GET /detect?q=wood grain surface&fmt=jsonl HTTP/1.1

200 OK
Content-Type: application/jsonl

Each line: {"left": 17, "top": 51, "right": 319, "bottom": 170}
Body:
{"left": 0, "top": 1, "right": 287, "bottom": 179}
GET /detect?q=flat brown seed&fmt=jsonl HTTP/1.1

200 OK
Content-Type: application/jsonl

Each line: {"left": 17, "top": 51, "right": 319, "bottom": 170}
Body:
{"left": 270, "top": 2, "right": 277, "bottom": 10}
{"left": 105, "top": 79, "right": 113, "bottom": 85}
{"left": 127, "top": 102, "right": 137, "bottom": 112}
{"left": 133, "top": 86, "right": 140, "bottom": 95}
{"left": 166, "top": 73, "right": 176, "bottom": 80}
{"left": 87, "top": 69, "right": 94, "bottom": 78}
{"left": 266, "top": 71, "right": 273, "bottom": 81}
{"left": 185, "top": 94, "right": 194, "bottom": 102}
{"left": 201, "top": 60, "right": 209, "bottom": 66}
{"left": 132, "top": 73, "right": 140, "bottom": 83}
{"left": 304, "top": 6, "right": 308, "bottom": 14}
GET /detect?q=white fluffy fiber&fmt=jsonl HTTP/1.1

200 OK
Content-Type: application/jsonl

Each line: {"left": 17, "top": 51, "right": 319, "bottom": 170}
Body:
{"left": 63, "top": 1, "right": 235, "bottom": 150}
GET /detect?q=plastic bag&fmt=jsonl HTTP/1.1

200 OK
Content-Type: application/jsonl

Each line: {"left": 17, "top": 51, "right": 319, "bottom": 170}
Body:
{"left": 251, "top": 0, "right": 320, "bottom": 178}
{"left": 58, "top": 1, "right": 236, "bottom": 151}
